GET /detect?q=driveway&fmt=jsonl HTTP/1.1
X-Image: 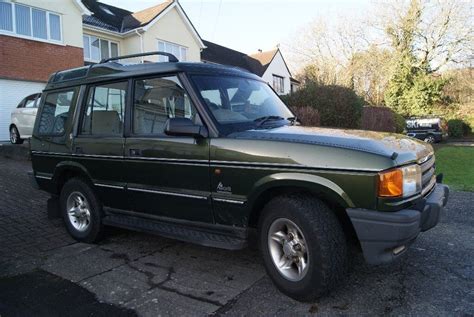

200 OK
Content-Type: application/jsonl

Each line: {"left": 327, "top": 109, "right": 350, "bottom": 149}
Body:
{"left": 0, "top": 157, "right": 473, "bottom": 316}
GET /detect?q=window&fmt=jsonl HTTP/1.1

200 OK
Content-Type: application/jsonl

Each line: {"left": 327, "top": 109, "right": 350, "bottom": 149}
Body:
{"left": 0, "top": 2, "right": 62, "bottom": 42}
{"left": 192, "top": 75, "right": 293, "bottom": 134}
{"left": 81, "top": 82, "right": 127, "bottom": 135}
{"left": 272, "top": 75, "right": 284, "bottom": 94}
{"left": 157, "top": 40, "right": 187, "bottom": 62}
{"left": 0, "top": 2, "right": 13, "bottom": 31}
{"left": 38, "top": 89, "right": 76, "bottom": 135}
{"left": 83, "top": 34, "right": 119, "bottom": 62}
{"left": 133, "top": 76, "right": 200, "bottom": 135}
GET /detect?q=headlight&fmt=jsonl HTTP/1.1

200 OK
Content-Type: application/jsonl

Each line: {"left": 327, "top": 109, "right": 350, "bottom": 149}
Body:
{"left": 378, "top": 165, "right": 421, "bottom": 198}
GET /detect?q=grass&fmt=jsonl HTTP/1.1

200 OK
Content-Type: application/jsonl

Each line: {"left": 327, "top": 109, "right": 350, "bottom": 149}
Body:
{"left": 433, "top": 145, "right": 474, "bottom": 192}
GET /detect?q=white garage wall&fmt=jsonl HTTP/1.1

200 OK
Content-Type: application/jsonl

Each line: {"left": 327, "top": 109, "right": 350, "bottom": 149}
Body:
{"left": 0, "top": 79, "right": 45, "bottom": 141}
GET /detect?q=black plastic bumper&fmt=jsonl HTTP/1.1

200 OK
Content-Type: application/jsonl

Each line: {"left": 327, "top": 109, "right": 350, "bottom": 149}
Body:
{"left": 347, "top": 183, "right": 449, "bottom": 265}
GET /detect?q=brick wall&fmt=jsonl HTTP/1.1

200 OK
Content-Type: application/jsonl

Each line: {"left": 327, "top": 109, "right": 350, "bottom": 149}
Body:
{"left": 0, "top": 35, "right": 84, "bottom": 82}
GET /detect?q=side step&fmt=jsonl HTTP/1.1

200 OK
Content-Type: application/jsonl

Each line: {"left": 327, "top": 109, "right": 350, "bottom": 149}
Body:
{"left": 102, "top": 212, "right": 247, "bottom": 250}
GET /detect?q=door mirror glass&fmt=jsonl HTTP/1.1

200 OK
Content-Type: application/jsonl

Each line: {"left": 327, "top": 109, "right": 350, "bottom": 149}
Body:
{"left": 164, "top": 117, "right": 208, "bottom": 138}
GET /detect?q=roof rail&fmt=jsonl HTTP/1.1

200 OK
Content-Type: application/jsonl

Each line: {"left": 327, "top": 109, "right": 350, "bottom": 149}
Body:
{"left": 100, "top": 51, "right": 179, "bottom": 63}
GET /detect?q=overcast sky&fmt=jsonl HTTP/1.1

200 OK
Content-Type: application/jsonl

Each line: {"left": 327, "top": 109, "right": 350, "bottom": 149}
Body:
{"left": 101, "top": 0, "right": 372, "bottom": 55}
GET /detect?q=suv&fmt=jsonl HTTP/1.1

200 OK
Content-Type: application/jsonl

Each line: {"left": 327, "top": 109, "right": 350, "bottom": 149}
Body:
{"left": 406, "top": 117, "right": 448, "bottom": 143}
{"left": 29, "top": 52, "right": 449, "bottom": 301}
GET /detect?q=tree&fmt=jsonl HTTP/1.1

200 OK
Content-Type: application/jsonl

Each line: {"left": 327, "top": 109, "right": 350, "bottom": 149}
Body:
{"left": 383, "top": 0, "right": 450, "bottom": 116}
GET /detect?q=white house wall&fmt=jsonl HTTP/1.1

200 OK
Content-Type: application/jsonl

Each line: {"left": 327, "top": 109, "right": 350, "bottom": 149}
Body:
{"left": 261, "top": 51, "right": 291, "bottom": 95}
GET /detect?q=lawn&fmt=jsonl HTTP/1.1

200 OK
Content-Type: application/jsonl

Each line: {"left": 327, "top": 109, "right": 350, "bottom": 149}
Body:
{"left": 434, "top": 145, "right": 474, "bottom": 192}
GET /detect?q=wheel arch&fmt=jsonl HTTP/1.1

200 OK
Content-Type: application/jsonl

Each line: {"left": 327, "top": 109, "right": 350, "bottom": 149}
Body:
{"left": 52, "top": 161, "right": 93, "bottom": 195}
{"left": 246, "top": 173, "right": 359, "bottom": 244}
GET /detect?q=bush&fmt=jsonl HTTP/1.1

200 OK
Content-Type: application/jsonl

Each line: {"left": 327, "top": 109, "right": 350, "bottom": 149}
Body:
{"left": 361, "top": 106, "right": 405, "bottom": 133}
{"left": 282, "top": 83, "right": 363, "bottom": 128}
{"left": 289, "top": 106, "right": 320, "bottom": 126}
{"left": 448, "top": 119, "right": 467, "bottom": 138}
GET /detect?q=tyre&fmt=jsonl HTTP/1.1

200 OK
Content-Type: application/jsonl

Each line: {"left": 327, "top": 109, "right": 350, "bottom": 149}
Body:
{"left": 9, "top": 125, "right": 23, "bottom": 144}
{"left": 259, "top": 194, "right": 347, "bottom": 301}
{"left": 424, "top": 134, "right": 436, "bottom": 143}
{"left": 60, "top": 178, "right": 104, "bottom": 243}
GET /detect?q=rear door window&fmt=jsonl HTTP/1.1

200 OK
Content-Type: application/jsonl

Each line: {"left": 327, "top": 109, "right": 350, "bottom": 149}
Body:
{"left": 38, "top": 89, "right": 76, "bottom": 135}
{"left": 81, "top": 81, "right": 127, "bottom": 135}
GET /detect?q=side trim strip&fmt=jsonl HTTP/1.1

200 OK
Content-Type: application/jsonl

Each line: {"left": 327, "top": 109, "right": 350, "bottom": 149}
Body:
{"left": 128, "top": 187, "right": 208, "bottom": 200}
{"left": 212, "top": 197, "right": 245, "bottom": 205}
{"left": 30, "top": 151, "right": 379, "bottom": 173}
{"left": 35, "top": 175, "right": 52, "bottom": 180}
{"left": 95, "top": 183, "right": 124, "bottom": 190}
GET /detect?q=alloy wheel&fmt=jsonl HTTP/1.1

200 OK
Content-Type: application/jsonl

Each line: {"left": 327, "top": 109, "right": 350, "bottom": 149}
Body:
{"left": 66, "top": 192, "right": 91, "bottom": 232}
{"left": 268, "top": 218, "right": 309, "bottom": 282}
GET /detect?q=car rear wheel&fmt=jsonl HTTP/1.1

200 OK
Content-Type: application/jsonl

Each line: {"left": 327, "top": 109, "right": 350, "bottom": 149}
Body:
{"left": 259, "top": 194, "right": 348, "bottom": 301}
{"left": 9, "top": 126, "right": 23, "bottom": 144}
{"left": 60, "top": 178, "right": 104, "bottom": 243}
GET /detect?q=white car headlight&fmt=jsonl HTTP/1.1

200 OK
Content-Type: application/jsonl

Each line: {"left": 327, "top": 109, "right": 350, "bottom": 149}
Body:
{"left": 378, "top": 164, "right": 422, "bottom": 198}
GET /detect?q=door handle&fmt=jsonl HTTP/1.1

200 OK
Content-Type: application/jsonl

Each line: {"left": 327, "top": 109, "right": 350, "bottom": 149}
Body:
{"left": 129, "top": 148, "right": 141, "bottom": 156}
{"left": 75, "top": 146, "right": 83, "bottom": 154}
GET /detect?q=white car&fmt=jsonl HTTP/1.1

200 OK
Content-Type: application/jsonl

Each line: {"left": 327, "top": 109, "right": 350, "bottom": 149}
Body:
{"left": 10, "top": 93, "right": 41, "bottom": 144}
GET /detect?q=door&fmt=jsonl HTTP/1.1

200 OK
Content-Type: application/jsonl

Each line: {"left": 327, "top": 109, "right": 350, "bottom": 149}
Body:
{"left": 73, "top": 81, "right": 128, "bottom": 210}
{"left": 124, "top": 75, "right": 212, "bottom": 223}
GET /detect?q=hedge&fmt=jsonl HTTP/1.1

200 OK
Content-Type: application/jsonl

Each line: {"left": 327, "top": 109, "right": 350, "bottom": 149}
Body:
{"left": 361, "top": 106, "right": 405, "bottom": 133}
{"left": 282, "top": 83, "right": 363, "bottom": 128}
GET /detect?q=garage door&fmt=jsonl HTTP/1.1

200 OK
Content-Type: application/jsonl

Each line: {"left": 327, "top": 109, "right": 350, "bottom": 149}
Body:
{"left": 0, "top": 79, "right": 45, "bottom": 141}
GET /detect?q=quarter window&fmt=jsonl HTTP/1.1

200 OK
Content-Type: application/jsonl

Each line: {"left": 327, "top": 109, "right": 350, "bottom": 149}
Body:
{"left": 0, "top": 2, "right": 62, "bottom": 42}
{"left": 38, "top": 90, "right": 76, "bottom": 135}
{"left": 81, "top": 82, "right": 127, "bottom": 135}
{"left": 133, "top": 76, "right": 200, "bottom": 135}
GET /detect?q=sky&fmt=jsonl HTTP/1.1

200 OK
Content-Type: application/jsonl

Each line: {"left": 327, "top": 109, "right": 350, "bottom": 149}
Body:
{"left": 101, "top": 0, "right": 372, "bottom": 55}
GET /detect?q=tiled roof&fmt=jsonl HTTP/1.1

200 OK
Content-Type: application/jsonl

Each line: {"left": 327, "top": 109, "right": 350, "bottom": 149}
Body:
{"left": 122, "top": 1, "right": 173, "bottom": 31}
{"left": 202, "top": 41, "right": 283, "bottom": 77}
{"left": 81, "top": 0, "right": 172, "bottom": 33}
{"left": 249, "top": 49, "right": 279, "bottom": 75}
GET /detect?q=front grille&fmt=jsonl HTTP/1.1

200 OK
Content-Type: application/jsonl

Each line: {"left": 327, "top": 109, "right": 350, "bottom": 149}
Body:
{"left": 419, "top": 154, "right": 436, "bottom": 196}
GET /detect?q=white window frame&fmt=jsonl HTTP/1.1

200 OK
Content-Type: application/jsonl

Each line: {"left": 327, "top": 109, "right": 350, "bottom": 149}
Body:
{"left": 273, "top": 74, "right": 285, "bottom": 94}
{"left": 0, "top": 1, "right": 63, "bottom": 45}
{"left": 83, "top": 34, "right": 119, "bottom": 63}
{"left": 157, "top": 39, "right": 188, "bottom": 62}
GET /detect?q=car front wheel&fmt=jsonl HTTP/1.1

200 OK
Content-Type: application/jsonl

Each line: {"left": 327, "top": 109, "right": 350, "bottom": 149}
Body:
{"left": 259, "top": 194, "right": 348, "bottom": 301}
{"left": 9, "top": 126, "right": 23, "bottom": 144}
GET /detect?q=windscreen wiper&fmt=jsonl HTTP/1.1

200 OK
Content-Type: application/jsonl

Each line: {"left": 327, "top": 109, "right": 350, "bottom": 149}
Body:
{"left": 254, "top": 116, "right": 286, "bottom": 127}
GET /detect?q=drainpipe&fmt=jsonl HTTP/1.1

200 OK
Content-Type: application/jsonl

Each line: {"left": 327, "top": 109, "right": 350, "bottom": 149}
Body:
{"left": 135, "top": 29, "right": 144, "bottom": 63}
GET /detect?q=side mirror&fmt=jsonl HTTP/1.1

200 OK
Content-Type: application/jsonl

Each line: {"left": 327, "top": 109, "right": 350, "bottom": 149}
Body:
{"left": 164, "top": 118, "right": 208, "bottom": 138}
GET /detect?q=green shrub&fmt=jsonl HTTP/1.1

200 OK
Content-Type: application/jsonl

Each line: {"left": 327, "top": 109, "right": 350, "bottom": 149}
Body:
{"left": 393, "top": 113, "right": 406, "bottom": 133}
{"left": 282, "top": 83, "right": 363, "bottom": 128}
{"left": 448, "top": 119, "right": 465, "bottom": 138}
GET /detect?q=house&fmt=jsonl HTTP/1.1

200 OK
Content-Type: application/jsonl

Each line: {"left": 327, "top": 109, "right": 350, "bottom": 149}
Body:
{"left": 0, "top": 0, "right": 89, "bottom": 141}
{"left": 0, "top": 0, "right": 204, "bottom": 141}
{"left": 201, "top": 40, "right": 299, "bottom": 95}
{"left": 80, "top": 0, "right": 204, "bottom": 64}
{"left": 0, "top": 0, "right": 296, "bottom": 141}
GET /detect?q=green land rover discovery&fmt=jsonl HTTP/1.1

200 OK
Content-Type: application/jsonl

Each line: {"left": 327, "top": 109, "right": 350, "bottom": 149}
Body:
{"left": 29, "top": 52, "right": 449, "bottom": 301}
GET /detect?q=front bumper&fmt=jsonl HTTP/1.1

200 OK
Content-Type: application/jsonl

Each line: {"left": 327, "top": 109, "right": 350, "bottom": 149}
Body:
{"left": 347, "top": 183, "right": 449, "bottom": 265}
